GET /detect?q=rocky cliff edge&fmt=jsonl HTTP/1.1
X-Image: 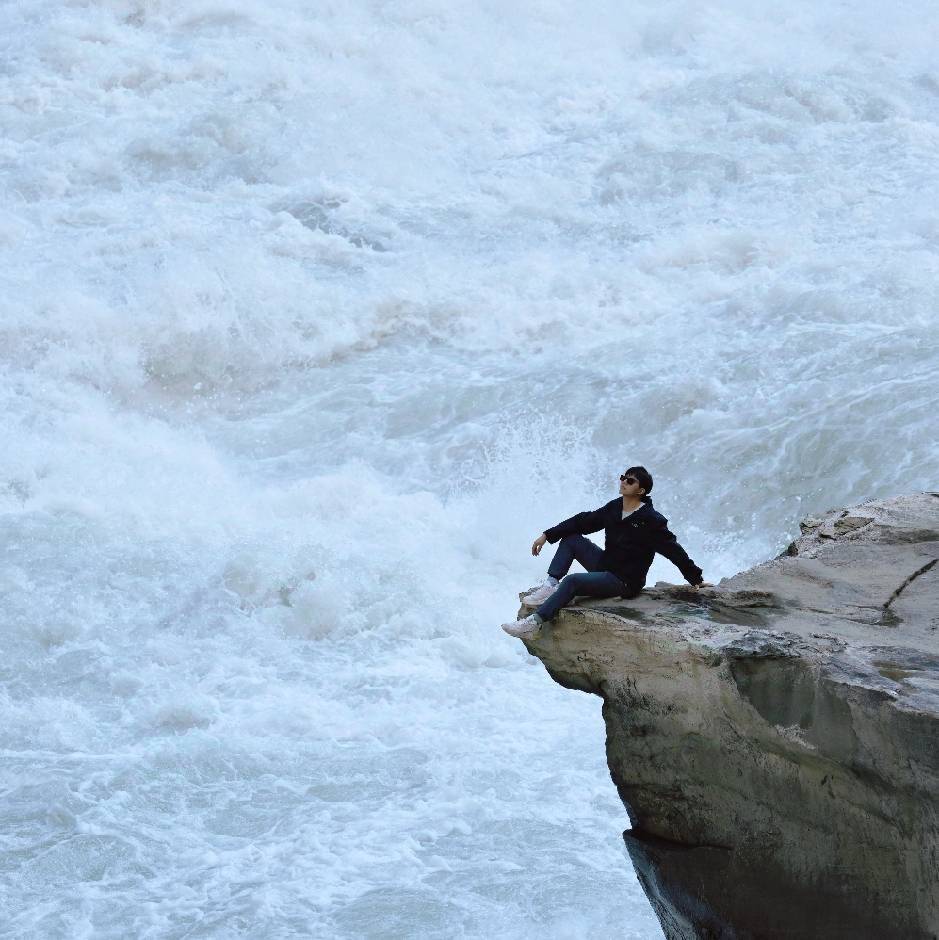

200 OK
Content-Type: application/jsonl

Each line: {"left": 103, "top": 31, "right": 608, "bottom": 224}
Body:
{"left": 516, "top": 492, "right": 939, "bottom": 939}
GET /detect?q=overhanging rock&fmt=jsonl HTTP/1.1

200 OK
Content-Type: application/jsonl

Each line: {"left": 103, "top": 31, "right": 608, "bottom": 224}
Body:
{"left": 516, "top": 492, "right": 939, "bottom": 939}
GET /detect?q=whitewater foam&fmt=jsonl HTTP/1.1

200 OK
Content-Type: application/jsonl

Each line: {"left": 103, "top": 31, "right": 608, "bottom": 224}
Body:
{"left": 3, "top": 0, "right": 939, "bottom": 936}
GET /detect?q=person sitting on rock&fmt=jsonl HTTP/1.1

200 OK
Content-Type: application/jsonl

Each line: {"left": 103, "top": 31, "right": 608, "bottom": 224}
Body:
{"left": 502, "top": 465, "right": 708, "bottom": 639}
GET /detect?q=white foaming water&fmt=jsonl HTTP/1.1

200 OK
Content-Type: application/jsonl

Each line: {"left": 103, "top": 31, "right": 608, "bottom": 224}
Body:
{"left": 3, "top": 1, "right": 939, "bottom": 936}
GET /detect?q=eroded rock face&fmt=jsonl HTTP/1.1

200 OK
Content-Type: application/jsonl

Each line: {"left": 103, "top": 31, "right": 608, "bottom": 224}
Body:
{"left": 518, "top": 493, "right": 939, "bottom": 939}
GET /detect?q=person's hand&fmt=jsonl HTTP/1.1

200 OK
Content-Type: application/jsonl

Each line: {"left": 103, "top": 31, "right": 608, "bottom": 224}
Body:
{"left": 532, "top": 533, "right": 547, "bottom": 556}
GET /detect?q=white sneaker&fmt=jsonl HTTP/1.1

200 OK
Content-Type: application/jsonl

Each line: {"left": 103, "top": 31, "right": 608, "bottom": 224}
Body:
{"left": 521, "top": 577, "right": 559, "bottom": 606}
{"left": 502, "top": 613, "right": 543, "bottom": 639}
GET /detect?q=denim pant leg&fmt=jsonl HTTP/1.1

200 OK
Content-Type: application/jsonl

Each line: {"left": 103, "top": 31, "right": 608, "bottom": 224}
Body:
{"left": 536, "top": 570, "right": 627, "bottom": 622}
{"left": 547, "top": 534, "right": 605, "bottom": 581}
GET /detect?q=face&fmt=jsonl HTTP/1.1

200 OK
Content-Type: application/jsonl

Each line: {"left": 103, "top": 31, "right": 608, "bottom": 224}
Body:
{"left": 619, "top": 473, "right": 644, "bottom": 497}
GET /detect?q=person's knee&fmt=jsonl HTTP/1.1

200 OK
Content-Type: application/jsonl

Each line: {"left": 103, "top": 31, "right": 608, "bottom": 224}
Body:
{"left": 559, "top": 573, "right": 585, "bottom": 591}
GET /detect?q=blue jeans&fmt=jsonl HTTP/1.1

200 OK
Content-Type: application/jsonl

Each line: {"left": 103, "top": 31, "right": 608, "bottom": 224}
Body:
{"left": 536, "top": 534, "right": 630, "bottom": 622}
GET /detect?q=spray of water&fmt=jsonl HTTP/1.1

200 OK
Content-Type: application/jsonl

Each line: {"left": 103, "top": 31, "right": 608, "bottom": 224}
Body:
{"left": 3, "top": 0, "right": 938, "bottom": 935}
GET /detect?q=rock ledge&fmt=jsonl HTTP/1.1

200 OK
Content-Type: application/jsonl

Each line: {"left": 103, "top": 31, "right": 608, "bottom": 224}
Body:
{"left": 518, "top": 493, "right": 939, "bottom": 939}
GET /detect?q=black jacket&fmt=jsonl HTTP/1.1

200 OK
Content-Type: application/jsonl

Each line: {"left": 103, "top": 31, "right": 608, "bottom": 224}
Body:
{"left": 543, "top": 495, "right": 703, "bottom": 596}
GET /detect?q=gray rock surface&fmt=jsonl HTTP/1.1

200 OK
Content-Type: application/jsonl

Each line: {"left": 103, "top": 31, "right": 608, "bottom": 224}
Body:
{"left": 516, "top": 492, "right": 939, "bottom": 939}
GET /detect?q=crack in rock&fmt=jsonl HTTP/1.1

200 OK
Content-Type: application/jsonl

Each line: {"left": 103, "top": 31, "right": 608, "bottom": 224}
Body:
{"left": 880, "top": 557, "right": 939, "bottom": 626}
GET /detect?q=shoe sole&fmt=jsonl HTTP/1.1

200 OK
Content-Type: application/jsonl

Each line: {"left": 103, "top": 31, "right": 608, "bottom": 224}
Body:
{"left": 502, "top": 625, "right": 538, "bottom": 639}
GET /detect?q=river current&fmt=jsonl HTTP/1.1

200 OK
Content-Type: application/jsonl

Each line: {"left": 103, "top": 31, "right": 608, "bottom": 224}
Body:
{"left": 2, "top": 1, "right": 938, "bottom": 936}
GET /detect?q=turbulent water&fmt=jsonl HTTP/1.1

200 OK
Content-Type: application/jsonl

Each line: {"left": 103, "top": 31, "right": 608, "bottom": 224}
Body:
{"left": 2, "top": 1, "right": 939, "bottom": 936}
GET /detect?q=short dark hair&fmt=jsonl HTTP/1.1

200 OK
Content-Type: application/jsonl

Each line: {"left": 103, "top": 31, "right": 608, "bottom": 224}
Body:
{"left": 625, "top": 465, "right": 653, "bottom": 495}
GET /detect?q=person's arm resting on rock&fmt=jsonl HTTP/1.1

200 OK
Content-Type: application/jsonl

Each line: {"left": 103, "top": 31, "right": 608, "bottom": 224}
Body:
{"left": 650, "top": 520, "right": 704, "bottom": 588}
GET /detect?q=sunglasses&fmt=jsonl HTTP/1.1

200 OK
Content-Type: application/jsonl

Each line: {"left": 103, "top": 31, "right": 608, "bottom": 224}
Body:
{"left": 620, "top": 475, "right": 638, "bottom": 485}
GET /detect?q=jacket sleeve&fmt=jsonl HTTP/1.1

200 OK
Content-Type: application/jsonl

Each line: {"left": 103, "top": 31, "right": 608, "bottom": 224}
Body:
{"left": 543, "top": 505, "right": 607, "bottom": 543}
{"left": 649, "top": 520, "right": 703, "bottom": 585}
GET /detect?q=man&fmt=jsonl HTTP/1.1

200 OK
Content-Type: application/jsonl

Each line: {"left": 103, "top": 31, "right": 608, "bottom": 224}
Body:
{"left": 502, "top": 465, "right": 708, "bottom": 639}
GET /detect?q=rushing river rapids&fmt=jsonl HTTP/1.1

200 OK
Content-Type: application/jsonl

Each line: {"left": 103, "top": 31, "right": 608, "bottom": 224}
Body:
{"left": 2, "top": 1, "right": 939, "bottom": 936}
